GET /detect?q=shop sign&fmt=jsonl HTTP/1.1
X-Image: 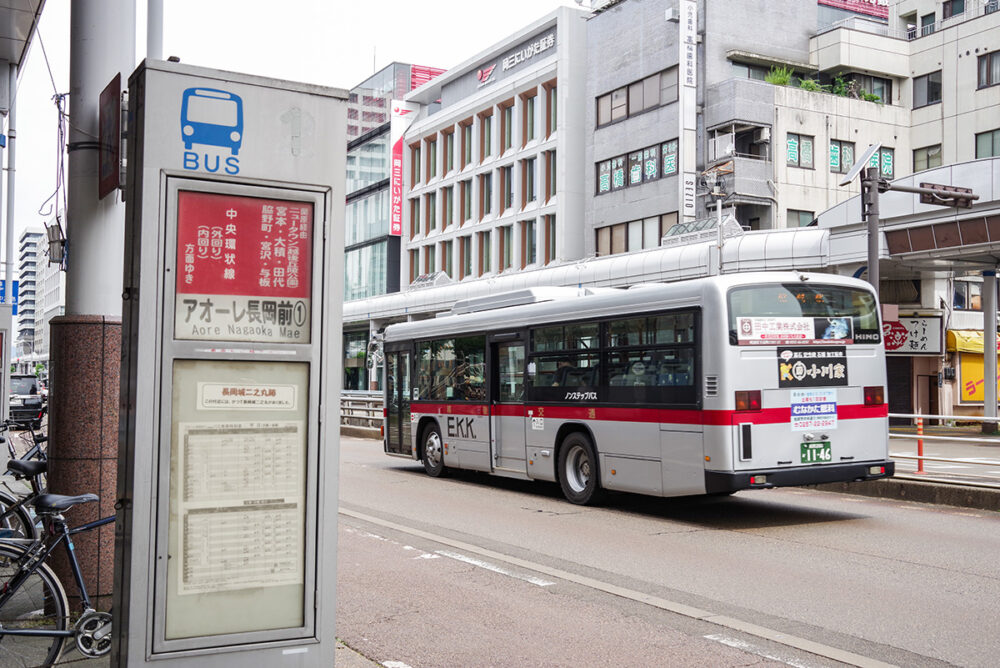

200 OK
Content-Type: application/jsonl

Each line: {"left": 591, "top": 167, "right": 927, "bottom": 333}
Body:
{"left": 883, "top": 317, "right": 941, "bottom": 355}
{"left": 778, "top": 347, "right": 848, "bottom": 388}
{"left": 958, "top": 354, "right": 1000, "bottom": 404}
{"left": 818, "top": 0, "right": 888, "bottom": 20}
{"left": 790, "top": 388, "right": 838, "bottom": 431}
{"left": 739, "top": 316, "right": 856, "bottom": 346}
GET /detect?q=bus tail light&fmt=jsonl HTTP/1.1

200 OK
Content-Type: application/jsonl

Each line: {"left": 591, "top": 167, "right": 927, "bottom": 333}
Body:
{"left": 869, "top": 465, "right": 885, "bottom": 475}
{"left": 735, "top": 390, "right": 761, "bottom": 412}
{"left": 864, "top": 386, "right": 885, "bottom": 406}
{"left": 750, "top": 475, "right": 767, "bottom": 485}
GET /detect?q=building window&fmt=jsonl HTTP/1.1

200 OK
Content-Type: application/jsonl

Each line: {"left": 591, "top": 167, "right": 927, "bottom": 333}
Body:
{"left": 829, "top": 140, "right": 855, "bottom": 174}
{"left": 786, "top": 133, "right": 814, "bottom": 168}
{"left": 788, "top": 209, "right": 815, "bottom": 227}
{"left": 409, "top": 249, "right": 419, "bottom": 283}
{"left": 731, "top": 62, "right": 769, "bottom": 80}
{"left": 545, "top": 150, "right": 557, "bottom": 201}
{"left": 500, "top": 100, "right": 514, "bottom": 153}
{"left": 442, "top": 186, "right": 454, "bottom": 229}
{"left": 410, "top": 198, "right": 420, "bottom": 238}
{"left": 522, "top": 92, "right": 536, "bottom": 145}
{"left": 426, "top": 137, "right": 437, "bottom": 181}
{"left": 627, "top": 151, "right": 643, "bottom": 186}
{"left": 460, "top": 120, "right": 473, "bottom": 169}
{"left": 920, "top": 12, "right": 935, "bottom": 35}
{"left": 597, "top": 139, "right": 677, "bottom": 196}
{"left": 478, "top": 230, "right": 492, "bottom": 276}
{"left": 520, "top": 219, "right": 536, "bottom": 268}
{"left": 442, "top": 130, "right": 454, "bottom": 174}
{"left": 480, "top": 111, "right": 492, "bottom": 160}
{"left": 442, "top": 240, "right": 453, "bottom": 277}
{"left": 849, "top": 73, "right": 892, "bottom": 104}
{"left": 942, "top": 0, "right": 964, "bottom": 19}
{"left": 979, "top": 52, "right": 1000, "bottom": 88}
{"left": 410, "top": 143, "right": 421, "bottom": 187}
{"left": 867, "top": 146, "right": 895, "bottom": 178}
{"left": 544, "top": 80, "right": 557, "bottom": 137}
{"left": 499, "top": 225, "right": 513, "bottom": 272}
{"left": 479, "top": 172, "right": 493, "bottom": 217}
{"left": 954, "top": 279, "right": 982, "bottom": 310}
{"left": 913, "top": 71, "right": 942, "bottom": 108}
{"left": 424, "top": 244, "right": 436, "bottom": 274}
{"left": 662, "top": 140, "right": 678, "bottom": 176}
{"left": 501, "top": 165, "right": 513, "bottom": 212}
{"left": 595, "top": 213, "right": 672, "bottom": 256}
{"left": 425, "top": 192, "right": 437, "bottom": 232}
{"left": 460, "top": 235, "right": 472, "bottom": 279}
{"left": 522, "top": 157, "right": 536, "bottom": 205}
{"left": 977, "top": 129, "right": 1000, "bottom": 158}
{"left": 461, "top": 179, "right": 472, "bottom": 223}
{"left": 544, "top": 214, "right": 556, "bottom": 264}
{"left": 913, "top": 144, "right": 942, "bottom": 172}
{"left": 596, "top": 68, "right": 678, "bottom": 127}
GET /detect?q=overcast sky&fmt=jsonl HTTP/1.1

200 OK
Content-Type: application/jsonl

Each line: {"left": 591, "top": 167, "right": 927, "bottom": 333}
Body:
{"left": 9, "top": 0, "right": 580, "bottom": 249}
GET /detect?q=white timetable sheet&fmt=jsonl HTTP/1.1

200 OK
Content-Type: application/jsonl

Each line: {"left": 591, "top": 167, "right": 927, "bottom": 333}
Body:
{"left": 176, "top": 421, "right": 305, "bottom": 595}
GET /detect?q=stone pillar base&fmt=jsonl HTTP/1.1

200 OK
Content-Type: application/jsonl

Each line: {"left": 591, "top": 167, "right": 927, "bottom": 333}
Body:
{"left": 48, "top": 315, "right": 120, "bottom": 611}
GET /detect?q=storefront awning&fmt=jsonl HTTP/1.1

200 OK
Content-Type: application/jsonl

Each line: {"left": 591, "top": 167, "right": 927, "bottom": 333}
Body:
{"left": 946, "top": 330, "right": 1000, "bottom": 354}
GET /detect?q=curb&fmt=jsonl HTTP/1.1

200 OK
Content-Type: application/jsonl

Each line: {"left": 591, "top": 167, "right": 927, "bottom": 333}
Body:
{"left": 341, "top": 425, "right": 381, "bottom": 440}
{"left": 812, "top": 478, "right": 1000, "bottom": 512}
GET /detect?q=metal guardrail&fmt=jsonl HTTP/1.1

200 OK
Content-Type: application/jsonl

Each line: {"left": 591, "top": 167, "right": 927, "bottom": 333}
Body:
{"left": 341, "top": 392, "right": 382, "bottom": 430}
{"left": 888, "top": 412, "right": 1000, "bottom": 482}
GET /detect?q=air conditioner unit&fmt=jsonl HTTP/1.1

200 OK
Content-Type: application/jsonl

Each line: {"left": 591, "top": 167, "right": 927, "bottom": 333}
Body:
{"left": 665, "top": 7, "right": 680, "bottom": 21}
{"left": 753, "top": 127, "right": 771, "bottom": 144}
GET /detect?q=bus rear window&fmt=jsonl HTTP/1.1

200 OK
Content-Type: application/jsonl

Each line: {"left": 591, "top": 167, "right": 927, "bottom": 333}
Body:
{"left": 728, "top": 284, "right": 880, "bottom": 345}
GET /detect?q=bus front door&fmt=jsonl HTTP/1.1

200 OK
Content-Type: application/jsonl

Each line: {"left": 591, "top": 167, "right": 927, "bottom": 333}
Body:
{"left": 491, "top": 339, "right": 527, "bottom": 473}
{"left": 385, "top": 350, "right": 411, "bottom": 456}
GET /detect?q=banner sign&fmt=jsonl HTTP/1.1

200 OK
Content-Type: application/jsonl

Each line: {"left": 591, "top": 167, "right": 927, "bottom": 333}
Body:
{"left": 174, "top": 190, "right": 313, "bottom": 343}
{"left": 778, "top": 346, "right": 848, "bottom": 387}
{"left": 389, "top": 100, "right": 419, "bottom": 236}
{"left": 818, "top": 0, "right": 889, "bottom": 19}
{"left": 739, "top": 316, "right": 855, "bottom": 346}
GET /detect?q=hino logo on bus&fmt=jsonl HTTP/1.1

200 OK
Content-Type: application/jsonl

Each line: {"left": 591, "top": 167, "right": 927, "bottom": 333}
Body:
{"left": 447, "top": 416, "right": 476, "bottom": 439}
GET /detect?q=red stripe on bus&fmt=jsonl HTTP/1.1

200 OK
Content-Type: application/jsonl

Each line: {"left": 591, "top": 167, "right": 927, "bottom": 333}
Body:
{"left": 411, "top": 402, "right": 888, "bottom": 423}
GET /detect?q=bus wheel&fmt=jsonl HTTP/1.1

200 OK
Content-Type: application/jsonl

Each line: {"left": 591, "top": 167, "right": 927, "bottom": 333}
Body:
{"left": 422, "top": 424, "right": 447, "bottom": 478}
{"left": 558, "top": 433, "right": 604, "bottom": 505}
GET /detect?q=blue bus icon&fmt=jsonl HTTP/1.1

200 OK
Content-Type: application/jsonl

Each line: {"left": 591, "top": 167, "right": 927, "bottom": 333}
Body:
{"left": 180, "top": 88, "right": 244, "bottom": 156}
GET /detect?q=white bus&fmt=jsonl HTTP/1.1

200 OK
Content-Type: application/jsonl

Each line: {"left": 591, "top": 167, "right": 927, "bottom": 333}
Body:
{"left": 382, "top": 271, "right": 893, "bottom": 505}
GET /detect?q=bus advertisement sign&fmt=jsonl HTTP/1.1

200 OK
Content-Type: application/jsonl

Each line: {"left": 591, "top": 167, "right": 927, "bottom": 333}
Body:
{"left": 737, "top": 316, "right": 854, "bottom": 346}
{"left": 174, "top": 190, "right": 312, "bottom": 343}
{"left": 778, "top": 347, "right": 848, "bottom": 388}
{"left": 789, "top": 388, "right": 838, "bottom": 431}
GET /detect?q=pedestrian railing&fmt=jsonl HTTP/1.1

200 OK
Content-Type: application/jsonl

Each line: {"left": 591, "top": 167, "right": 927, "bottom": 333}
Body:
{"left": 888, "top": 412, "right": 1000, "bottom": 479}
{"left": 341, "top": 392, "right": 382, "bottom": 430}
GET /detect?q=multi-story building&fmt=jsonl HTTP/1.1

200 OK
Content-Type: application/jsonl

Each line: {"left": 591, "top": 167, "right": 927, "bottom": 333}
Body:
{"left": 15, "top": 228, "right": 44, "bottom": 357}
{"left": 344, "top": 63, "right": 445, "bottom": 391}
{"left": 36, "top": 245, "right": 65, "bottom": 362}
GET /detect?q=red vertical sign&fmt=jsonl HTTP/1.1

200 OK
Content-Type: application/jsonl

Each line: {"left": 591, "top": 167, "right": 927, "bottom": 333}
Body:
{"left": 175, "top": 191, "right": 313, "bottom": 343}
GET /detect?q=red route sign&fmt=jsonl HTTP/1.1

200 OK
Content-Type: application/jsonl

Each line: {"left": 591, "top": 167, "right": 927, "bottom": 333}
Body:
{"left": 175, "top": 190, "right": 313, "bottom": 343}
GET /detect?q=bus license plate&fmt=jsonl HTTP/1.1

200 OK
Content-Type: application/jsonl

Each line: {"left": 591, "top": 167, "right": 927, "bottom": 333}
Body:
{"left": 801, "top": 441, "right": 832, "bottom": 464}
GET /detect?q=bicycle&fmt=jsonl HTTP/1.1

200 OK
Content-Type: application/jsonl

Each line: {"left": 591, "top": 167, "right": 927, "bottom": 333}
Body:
{"left": 0, "top": 421, "right": 50, "bottom": 543}
{"left": 0, "top": 492, "right": 114, "bottom": 666}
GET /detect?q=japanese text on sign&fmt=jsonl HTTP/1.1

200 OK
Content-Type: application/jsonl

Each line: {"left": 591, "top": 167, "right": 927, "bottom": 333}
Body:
{"left": 790, "top": 389, "right": 838, "bottom": 431}
{"left": 175, "top": 191, "right": 312, "bottom": 343}
{"left": 778, "top": 347, "right": 849, "bottom": 388}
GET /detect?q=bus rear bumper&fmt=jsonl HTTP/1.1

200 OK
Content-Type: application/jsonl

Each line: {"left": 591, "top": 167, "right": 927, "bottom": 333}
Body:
{"left": 705, "top": 460, "right": 895, "bottom": 493}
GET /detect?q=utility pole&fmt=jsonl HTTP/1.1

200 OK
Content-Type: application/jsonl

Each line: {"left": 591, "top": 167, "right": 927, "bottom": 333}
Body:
{"left": 48, "top": 0, "right": 135, "bottom": 611}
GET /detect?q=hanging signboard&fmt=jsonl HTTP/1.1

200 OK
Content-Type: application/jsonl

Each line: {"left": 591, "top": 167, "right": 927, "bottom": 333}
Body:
{"left": 882, "top": 317, "right": 942, "bottom": 355}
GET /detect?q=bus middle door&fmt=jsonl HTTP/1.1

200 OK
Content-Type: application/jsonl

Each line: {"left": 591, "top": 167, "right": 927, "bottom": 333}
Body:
{"left": 490, "top": 335, "right": 527, "bottom": 474}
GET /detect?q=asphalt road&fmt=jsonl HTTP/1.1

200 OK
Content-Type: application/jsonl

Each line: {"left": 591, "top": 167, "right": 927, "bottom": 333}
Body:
{"left": 337, "top": 436, "right": 1000, "bottom": 668}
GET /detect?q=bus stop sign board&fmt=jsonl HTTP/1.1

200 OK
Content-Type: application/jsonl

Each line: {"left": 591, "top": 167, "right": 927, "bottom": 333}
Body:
{"left": 116, "top": 60, "right": 346, "bottom": 667}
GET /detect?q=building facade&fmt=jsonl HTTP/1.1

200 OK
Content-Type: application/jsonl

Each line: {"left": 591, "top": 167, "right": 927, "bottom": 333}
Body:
{"left": 15, "top": 228, "right": 43, "bottom": 358}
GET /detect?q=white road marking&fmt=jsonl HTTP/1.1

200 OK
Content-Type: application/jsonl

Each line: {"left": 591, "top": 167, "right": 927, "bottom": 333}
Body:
{"left": 384, "top": 662, "right": 414, "bottom": 668}
{"left": 705, "top": 633, "right": 817, "bottom": 668}
{"left": 437, "top": 550, "right": 555, "bottom": 587}
{"left": 342, "top": 508, "right": 898, "bottom": 668}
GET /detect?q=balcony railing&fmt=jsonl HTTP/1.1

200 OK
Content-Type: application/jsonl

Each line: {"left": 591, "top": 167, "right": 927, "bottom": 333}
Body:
{"left": 817, "top": 2, "right": 1000, "bottom": 41}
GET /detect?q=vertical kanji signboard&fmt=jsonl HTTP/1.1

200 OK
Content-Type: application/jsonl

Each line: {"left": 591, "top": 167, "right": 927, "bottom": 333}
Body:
{"left": 117, "top": 60, "right": 346, "bottom": 667}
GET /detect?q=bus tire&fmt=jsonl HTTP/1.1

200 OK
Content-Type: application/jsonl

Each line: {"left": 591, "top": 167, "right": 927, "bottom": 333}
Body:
{"left": 421, "top": 423, "right": 447, "bottom": 478}
{"left": 558, "top": 432, "right": 604, "bottom": 505}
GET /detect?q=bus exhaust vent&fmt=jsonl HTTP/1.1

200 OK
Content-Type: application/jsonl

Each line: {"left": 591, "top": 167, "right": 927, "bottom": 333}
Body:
{"left": 704, "top": 375, "right": 719, "bottom": 397}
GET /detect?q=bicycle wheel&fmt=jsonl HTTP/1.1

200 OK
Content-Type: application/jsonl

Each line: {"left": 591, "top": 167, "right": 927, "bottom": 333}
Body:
{"left": 0, "top": 491, "right": 38, "bottom": 544}
{"left": 0, "top": 544, "right": 69, "bottom": 667}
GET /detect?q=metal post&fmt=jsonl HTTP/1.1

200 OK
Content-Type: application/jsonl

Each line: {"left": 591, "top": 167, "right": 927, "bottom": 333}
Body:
{"left": 716, "top": 195, "right": 723, "bottom": 274}
{"left": 863, "top": 166, "right": 880, "bottom": 298}
{"left": 147, "top": 0, "right": 163, "bottom": 61}
{"left": 984, "top": 271, "right": 997, "bottom": 434}
{"left": 5, "top": 64, "right": 15, "bottom": 320}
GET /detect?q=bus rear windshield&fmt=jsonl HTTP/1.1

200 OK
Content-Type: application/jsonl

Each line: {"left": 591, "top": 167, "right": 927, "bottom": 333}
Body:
{"left": 728, "top": 284, "right": 880, "bottom": 345}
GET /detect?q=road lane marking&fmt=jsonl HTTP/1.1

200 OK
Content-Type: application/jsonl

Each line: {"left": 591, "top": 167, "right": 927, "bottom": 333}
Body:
{"left": 436, "top": 550, "right": 555, "bottom": 587}
{"left": 341, "top": 508, "right": 898, "bottom": 668}
{"left": 704, "top": 633, "right": 817, "bottom": 668}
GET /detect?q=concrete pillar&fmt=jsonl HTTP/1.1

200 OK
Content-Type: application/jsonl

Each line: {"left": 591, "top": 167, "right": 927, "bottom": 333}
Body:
{"left": 48, "top": 0, "right": 134, "bottom": 611}
{"left": 984, "top": 271, "right": 997, "bottom": 435}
